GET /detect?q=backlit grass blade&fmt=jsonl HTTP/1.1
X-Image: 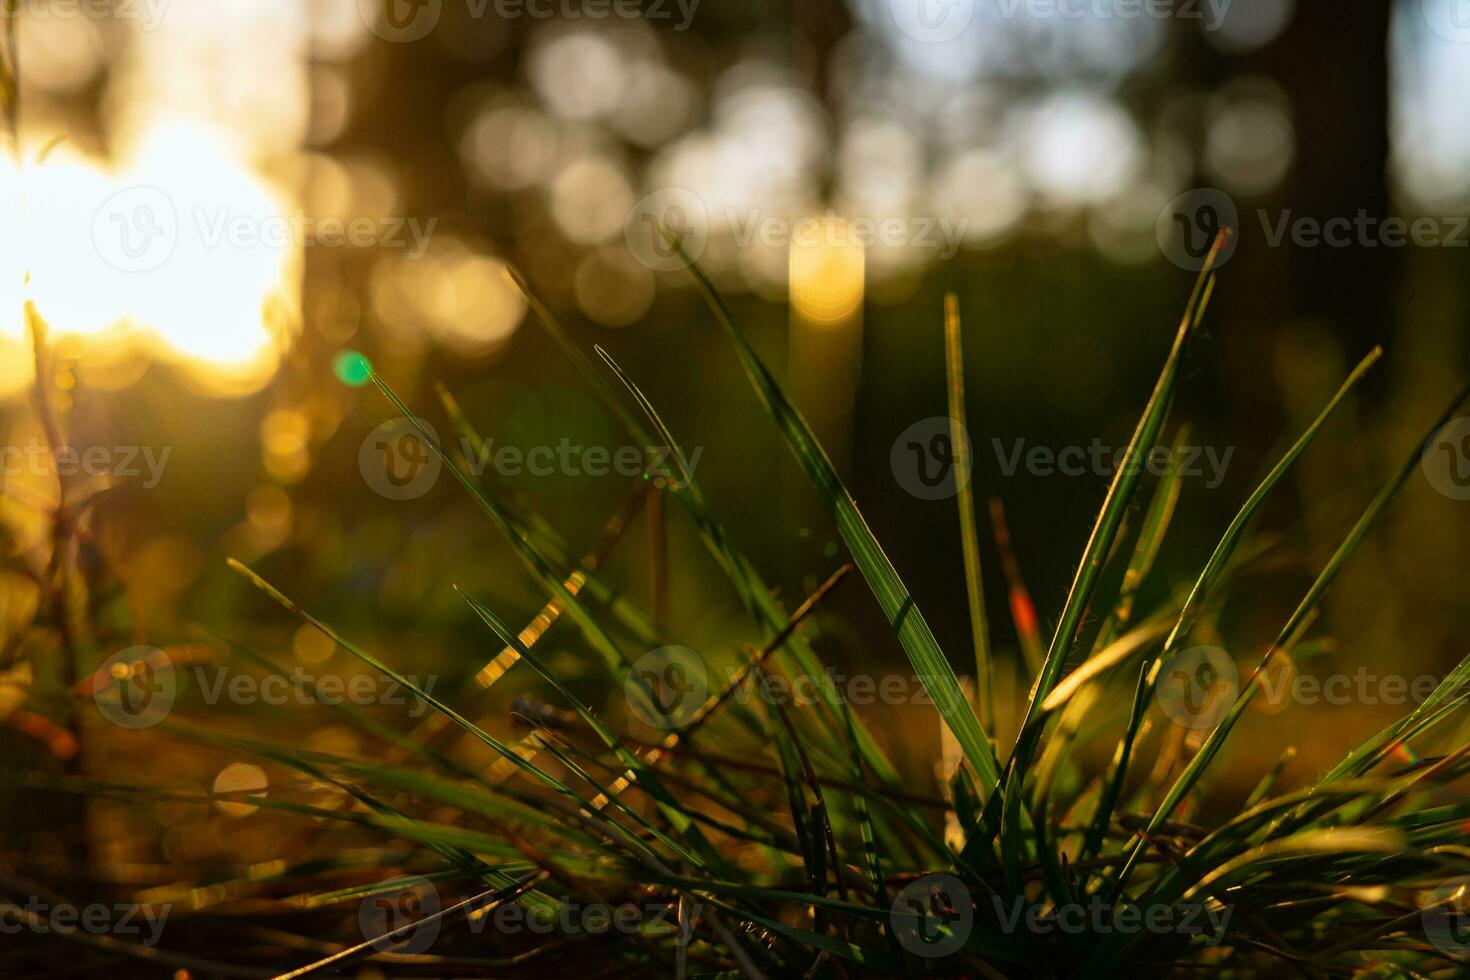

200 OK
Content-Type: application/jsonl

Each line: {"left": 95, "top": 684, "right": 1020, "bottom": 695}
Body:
{"left": 1093, "top": 423, "right": 1191, "bottom": 652}
{"left": 1179, "top": 827, "right": 1405, "bottom": 903}
{"left": 1244, "top": 745, "right": 1297, "bottom": 809}
{"left": 1319, "top": 649, "right": 1470, "bottom": 787}
{"left": 224, "top": 560, "right": 659, "bottom": 859}
{"left": 681, "top": 244, "right": 1002, "bottom": 795}
{"left": 1038, "top": 615, "right": 1172, "bottom": 715}
{"left": 1105, "top": 379, "right": 1470, "bottom": 903}
{"left": 456, "top": 586, "right": 732, "bottom": 874}
{"left": 1070, "top": 348, "right": 1387, "bottom": 869}
{"left": 945, "top": 292, "right": 994, "bottom": 731}
{"left": 158, "top": 719, "right": 527, "bottom": 892}
{"left": 1159, "top": 346, "right": 1382, "bottom": 656}
{"left": 587, "top": 332, "right": 952, "bottom": 855}
{"left": 376, "top": 376, "right": 741, "bottom": 807}
{"left": 1076, "top": 345, "right": 1382, "bottom": 867}
{"left": 276, "top": 879, "right": 540, "bottom": 980}
{"left": 370, "top": 372, "right": 635, "bottom": 683}
{"left": 509, "top": 270, "right": 917, "bottom": 813}
{"left": 437, "top": 381, "right": 660, "bottom": 648}
{"left": 206, "top": 629, "right": 474, "bottom": 781}
{"left": 996, "top": 237, "right": 1226, "bottom": 887}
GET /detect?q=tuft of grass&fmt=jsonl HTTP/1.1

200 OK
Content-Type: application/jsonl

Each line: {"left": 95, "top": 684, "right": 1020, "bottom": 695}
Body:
{"left": 39, "top": 240, "right": 1470, "bottom": 977}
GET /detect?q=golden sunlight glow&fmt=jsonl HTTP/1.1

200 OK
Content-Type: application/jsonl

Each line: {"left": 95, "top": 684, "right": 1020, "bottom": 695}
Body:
{"left": 789, "top": 216, "right": 866, "bottom": 327}
{"left": 0, "top": 126, "right": 299, "bottom": 396}
{"left": 0, "top": 0, "right": 306, "bottom": 398}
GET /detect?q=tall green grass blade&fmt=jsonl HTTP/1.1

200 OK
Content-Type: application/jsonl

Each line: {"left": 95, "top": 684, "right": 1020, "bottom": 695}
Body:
{"left": 1079, "top": 345, "right": 1383, "bottom": 871}
{"left": 1094, "top": 424, "right": 1191, "bottom": 652}
{"left": 1320, "top": 650, "right": 1470, "bottom": 787}
{"left": 1161, "top": 347, "right": 1382, "bottom": 656}
{"left": 997, "top": 239, "right": 1226, "bottom": 888}
{"left": 587, "top": 334, "right": 951, "bottom": 856}
{"left": 944, "top": 292, "right": 994, "bottom": 730}
{"left": 510, "top": 273, "right": 920, "bottom": 828}
{"left": 1105, "top": 378, "right": 1470, "bottom": 903}
{"left": 680, "top": 245, "right": 1003, "bottom": 796}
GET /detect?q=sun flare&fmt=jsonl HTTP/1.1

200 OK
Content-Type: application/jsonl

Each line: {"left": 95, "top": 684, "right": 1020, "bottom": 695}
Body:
{"left": 0, "top": 123, "right": 300, "bottom": 396}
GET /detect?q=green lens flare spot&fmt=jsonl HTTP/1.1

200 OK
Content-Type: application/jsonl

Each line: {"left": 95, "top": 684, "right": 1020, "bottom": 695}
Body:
{"left": 334, "top": 351, "right": 373, "bottom": 387}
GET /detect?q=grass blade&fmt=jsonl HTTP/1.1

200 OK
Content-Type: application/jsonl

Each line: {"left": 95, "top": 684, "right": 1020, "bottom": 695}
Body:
{"left": 1105, "top": 378, "right": 1470, "bottom": 903}
{"left": 945, "top": 292, "right": 994, "bottom": 730}
{"left": 996, "top": 237, "right": 1227, "bottom": 887}
{"left": 681, "top": 246, "right": 1002, "bottom": 795}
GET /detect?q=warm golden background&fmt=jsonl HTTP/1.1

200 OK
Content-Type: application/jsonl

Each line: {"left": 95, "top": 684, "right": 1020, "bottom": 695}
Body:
{"left": 1, "top": 0, "right": 1468, "bottom": 945}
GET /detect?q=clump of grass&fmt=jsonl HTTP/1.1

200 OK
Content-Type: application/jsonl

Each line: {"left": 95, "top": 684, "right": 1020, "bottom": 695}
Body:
{"left": 33, "top": 234, "right": 1470, "bottom": 979}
